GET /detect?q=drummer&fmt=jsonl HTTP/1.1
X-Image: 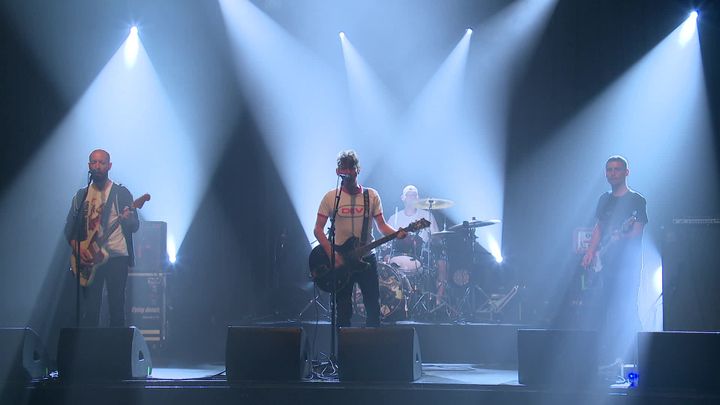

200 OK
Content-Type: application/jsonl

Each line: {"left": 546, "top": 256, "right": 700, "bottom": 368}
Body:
{"left": 387, "top": 185, "right": 439, "bottom": 244}
{"left": 387, "top": 186, "right": 448, "bottom": 305}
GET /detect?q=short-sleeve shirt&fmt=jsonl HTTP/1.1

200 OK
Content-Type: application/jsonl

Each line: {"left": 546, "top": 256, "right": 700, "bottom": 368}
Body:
{"left": 85, "top": 181, "right": 128, "bottom": 257}
{"left": 594, "top": 189, "right": 648, "bottom": 271}
{"left": 318, "top": 187, "right": 383, "bottom": 246}
{"left": 595, "top": 190, "right": 648, "bottom": 242}
{"left": 387, "top": 209, "right": 438, "bottom": 243}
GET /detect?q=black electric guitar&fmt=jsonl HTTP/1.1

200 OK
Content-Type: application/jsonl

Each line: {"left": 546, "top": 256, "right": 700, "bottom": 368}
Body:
{"left": 583, "top": 210, "right": 638, "bottom": 289}
{"left": 309, "top": 218, "right": 430, "bottom": 292}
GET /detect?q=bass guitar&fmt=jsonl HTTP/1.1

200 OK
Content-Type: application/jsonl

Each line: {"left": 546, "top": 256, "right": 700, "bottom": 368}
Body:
{"left": 583, "top": 210, "right": 638, "bottom": 289}
{"left": 309, "top": 218, "right": 430, "bottom": 292}
{"left": 70, "top": 193, "right": 151, "bottom": 286}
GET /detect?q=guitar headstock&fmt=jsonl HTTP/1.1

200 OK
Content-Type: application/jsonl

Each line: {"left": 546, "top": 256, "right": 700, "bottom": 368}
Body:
{"left": 133, "top": 193, "right": 151, "bottom": 209}
{"left": 406, "top": 218, "right": 431, "bottom": 232}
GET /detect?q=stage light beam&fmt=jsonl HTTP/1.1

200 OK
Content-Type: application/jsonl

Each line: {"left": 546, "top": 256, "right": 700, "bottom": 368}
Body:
{"left": 679, "top": 11, "right": 698, "bottom": 46}
{"left": 124, "top": 25, "right": 140, "bottom": 68}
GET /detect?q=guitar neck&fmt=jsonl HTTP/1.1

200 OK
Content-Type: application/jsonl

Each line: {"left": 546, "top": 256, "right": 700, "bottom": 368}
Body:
{"left": 93, "top": 195, "right": 148, "bottom": 247}
{"left": 353, "top": 229, "right": 403, "bottom": 257}
{"left": 95, "top": 220, "right": 122, "bottom": 248}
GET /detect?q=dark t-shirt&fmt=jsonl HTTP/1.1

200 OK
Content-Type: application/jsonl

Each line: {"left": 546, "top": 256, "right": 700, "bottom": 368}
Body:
{"left": 594, "top": 190, "right": 648, "bottom": 275}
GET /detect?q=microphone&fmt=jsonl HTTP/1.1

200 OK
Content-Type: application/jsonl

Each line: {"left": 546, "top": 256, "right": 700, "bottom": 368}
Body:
{"left": 338, "top": 173, "right": 351, "bottom": 179}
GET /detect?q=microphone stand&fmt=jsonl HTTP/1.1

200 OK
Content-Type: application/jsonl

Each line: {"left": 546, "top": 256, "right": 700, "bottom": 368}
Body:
{"left": 327, "top": 176, "right": 343, "bottom": 369}
{"left": 74, "top": 172, "right": 92, "bottom": 327}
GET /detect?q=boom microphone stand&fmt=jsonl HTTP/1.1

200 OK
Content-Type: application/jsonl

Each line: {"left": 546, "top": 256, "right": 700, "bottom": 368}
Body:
{"left": 73, "top": 171, "right": 92, "bottom": 327}
{"left": 326, "top": 176, "right": 344, "bottom": 368}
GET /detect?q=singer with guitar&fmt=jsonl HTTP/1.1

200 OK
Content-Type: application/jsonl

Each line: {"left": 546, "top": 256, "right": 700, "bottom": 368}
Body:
{"left": 581, "top": 155, "right": 648, "bottom": 368}
{"left": 313, "top": 150, "right": 407, "bottom": 327}
{"left": 64, "top": 149, "right": 142, "bottom": 327}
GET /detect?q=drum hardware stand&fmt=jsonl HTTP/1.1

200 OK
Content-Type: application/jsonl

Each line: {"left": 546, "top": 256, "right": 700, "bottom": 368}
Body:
{"left": 297, "top": 290, "right": 330, "bottom": 320}
{"left": 475, "top": 285, "right": 519, "bottom": 316}
{"left": 455, "top": 284, "right": 491, "bottom": 321}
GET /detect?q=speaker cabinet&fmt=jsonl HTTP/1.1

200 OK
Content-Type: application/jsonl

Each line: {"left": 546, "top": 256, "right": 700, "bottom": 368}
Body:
{"left": 0, "top": 327, "right": 47, "bottom": 381}
{"left": 57, "top": 327, "right": 152, "bottom": 381}
{"left": 338, "top": 327, "right": 422, "bottom": 382}
{"left": 133, "top": 221, "right": 168, "bottom": 272}
{"left": 226, "top": 326, "right": 310, "bottom": 381}
{"left": 663, "top": 219, "right": 720, "bottom": 331}
{"left": 638, "top": 331, "right": 720, "bottom": 392}
{"left": 518, "top": 329, "right": 599, "bottom": 386}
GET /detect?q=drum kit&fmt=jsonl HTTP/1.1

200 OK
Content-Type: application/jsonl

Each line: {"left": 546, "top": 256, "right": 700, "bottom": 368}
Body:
{"left": 352, "top": 197, "right": 505, "bottom": 322}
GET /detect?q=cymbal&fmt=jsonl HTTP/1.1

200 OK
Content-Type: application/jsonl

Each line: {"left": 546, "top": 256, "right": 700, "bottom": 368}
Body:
{"left": 431, "top": 230, "right": 455, "bottom": 237}
{"left": 448, "top": 219, "right": 500, "bottom": 230}
{"left": 414, "top": 198, "right": 454, "bottom": 210}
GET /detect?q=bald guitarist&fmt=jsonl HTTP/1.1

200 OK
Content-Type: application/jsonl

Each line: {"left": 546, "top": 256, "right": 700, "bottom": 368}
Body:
{"left": 64, "top": 149, "right": 144, "bottom": 327}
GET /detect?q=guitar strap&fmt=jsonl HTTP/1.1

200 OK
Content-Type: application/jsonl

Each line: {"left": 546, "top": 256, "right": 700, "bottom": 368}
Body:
{"left": 100, "top": 183, "right": 118, "bottom": 235}
{"left": 360, "top": 189, "right": 370, "bottom": 245}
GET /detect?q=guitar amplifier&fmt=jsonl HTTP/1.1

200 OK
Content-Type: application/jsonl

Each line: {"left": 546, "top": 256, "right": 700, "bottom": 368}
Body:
{"left": 663, "top": 218, "right": 720, "bottom": 331}
{"left": 127, "top": 273, "right": 168, "bottom": 346}
{"left": 132, "top": 221, "right": 168, "bottom": 273}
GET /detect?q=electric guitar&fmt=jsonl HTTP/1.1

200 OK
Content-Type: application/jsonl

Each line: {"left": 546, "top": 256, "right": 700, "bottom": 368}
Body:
{"left": 309, "top": 218, "right": 431, "bottom": 293}
{"left": 70, "top": 193, "right": 151, "bottom": 286}
{"left": 583, "top": 210, "right": 638, "bottom": 289}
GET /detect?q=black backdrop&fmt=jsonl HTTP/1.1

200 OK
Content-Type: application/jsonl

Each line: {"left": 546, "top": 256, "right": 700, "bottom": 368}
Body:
{"left": 0, "top": 0, "right": 718, "bottom": 363}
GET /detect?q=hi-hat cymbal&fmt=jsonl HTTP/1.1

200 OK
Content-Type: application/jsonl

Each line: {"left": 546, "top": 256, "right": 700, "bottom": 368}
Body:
{"left": 448, "top": 219, "right": 500, "bottom": 230}
{"left": 414, "top": 198, "right": 454, "bottom": 210}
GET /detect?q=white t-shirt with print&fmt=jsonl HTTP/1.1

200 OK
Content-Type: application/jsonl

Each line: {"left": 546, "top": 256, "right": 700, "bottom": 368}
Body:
{"left": 318, "top": 187, "right": 383, "bottom": 246}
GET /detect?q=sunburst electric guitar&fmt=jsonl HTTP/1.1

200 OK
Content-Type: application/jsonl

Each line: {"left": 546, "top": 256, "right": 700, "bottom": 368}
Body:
{"left": 70, "top": 193, "right": 151, "bottom": 286}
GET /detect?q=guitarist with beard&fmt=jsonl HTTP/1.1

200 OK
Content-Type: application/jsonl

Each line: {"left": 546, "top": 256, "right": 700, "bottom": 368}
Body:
{"left": 313, "top": 150, "right": 406, "bottom": 327}
{"left": 581, "top": 155, "right": 648, "bottom": 369}
{"left": 64, "top": 149, "right": 140, "bottom": 327}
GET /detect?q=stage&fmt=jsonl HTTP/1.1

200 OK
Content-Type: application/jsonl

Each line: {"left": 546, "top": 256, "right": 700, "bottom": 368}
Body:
{"left": 11, "top": 363, "right": 717, "bottom": 405}
{"left": 4, "top": 322, "right": 719, "bottom": 405}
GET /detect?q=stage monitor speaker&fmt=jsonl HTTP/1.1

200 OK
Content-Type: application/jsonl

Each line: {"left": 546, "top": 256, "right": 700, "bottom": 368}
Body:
{"left": 225, "top": 326, "right": 310, "bottom": 381}
{"left": 662, "top": 219, "right": 720, "bottom": 331}
{"left": 57, "top": 327, "right": 152, "bottom": 381}
{"left": 338, "top": 327, "right": 422, "bottom": 382}
{"left": 638, "top": 331, "right": 720, "bottom": 392}
{"left": 0, "top": 327, "right": 48, "bottom": 382}
{"left": 518, "top": 329, "right": 599, "bottom": 386}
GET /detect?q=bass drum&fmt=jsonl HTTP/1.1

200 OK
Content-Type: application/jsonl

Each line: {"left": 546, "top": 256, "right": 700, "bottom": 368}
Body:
{"left": 353, "top": 263, "right": 411, "bottom": 321}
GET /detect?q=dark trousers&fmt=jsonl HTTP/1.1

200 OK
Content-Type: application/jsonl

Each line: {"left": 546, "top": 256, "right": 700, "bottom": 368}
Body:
{"left": 81, "top": 256, "right": 130, "bottom": 327}
{"left": 597, "top": 264, "right": 642, "bottom": 364}
{"left": 336, "top": 255, "right": 380, "bottom": 327}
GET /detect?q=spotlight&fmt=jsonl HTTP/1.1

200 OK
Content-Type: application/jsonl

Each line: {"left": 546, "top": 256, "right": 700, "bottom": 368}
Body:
{"left": 339, "top": 31, "right": 346, "bottom": 40}
{"left": 653, "top": 266, "right": 662, "bottom": 296}
{"left": 495, "top": 255, "right": 504, "bottom": 264}
{"left": 124, "top": 25, "right": 140, "bottom": 68}
{"left": 466, "top": 28, "right": 473, "bottom": 35}
{"left": 678, "top": 10, "right": 698, "bottom": 46}
{"left": 167, "top": 237, "right": 177, "bottom": 265}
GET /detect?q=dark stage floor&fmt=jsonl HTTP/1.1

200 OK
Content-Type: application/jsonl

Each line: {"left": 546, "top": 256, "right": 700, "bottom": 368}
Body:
{"left": 6, "top": 322, "right": 720, "bottom": 405}
{"left": 13, "top": 363, "right": 718, "bottom": 405}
